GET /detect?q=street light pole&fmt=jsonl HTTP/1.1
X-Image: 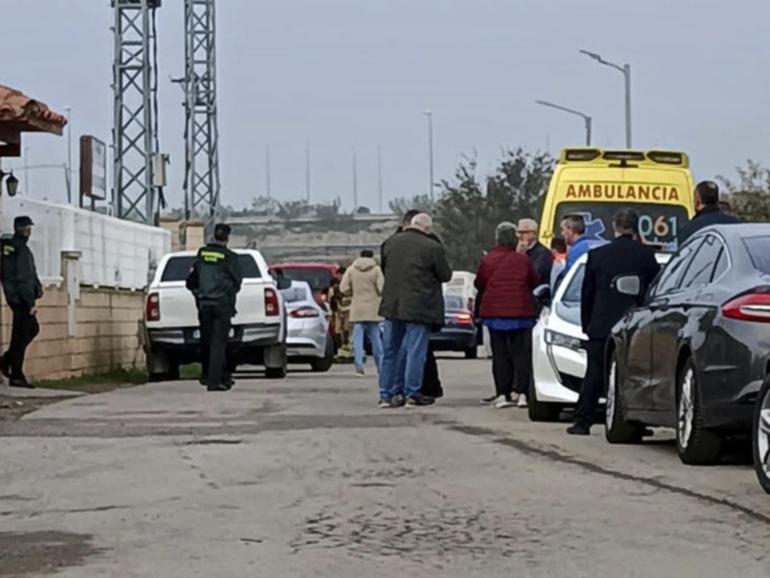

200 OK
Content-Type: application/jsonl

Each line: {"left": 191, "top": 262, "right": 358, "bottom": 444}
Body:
{"left": 579, "top": 50, "right": 632, "bottom": 148}
{"left": 424, "top": 110, "right": 434, "bottom": 202}
{"left": 352, "top": 150, "right": 358, "bottom": 211}
{"left": 535, "top": 100, "right": 593, "bottom": 146}
{"left": 377, "top": 145, "right": 383, "bottom": 214}
{"left": 305, "top": 141, "right": 311, "bottom": 202}
{"left": 64, "top": 105, "right": 73, "bottom": 204}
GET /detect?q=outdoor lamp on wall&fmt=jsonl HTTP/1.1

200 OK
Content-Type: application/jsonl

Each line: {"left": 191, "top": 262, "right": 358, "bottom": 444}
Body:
{"left": 0, "top": 170, "right": 18, "bottom": 196}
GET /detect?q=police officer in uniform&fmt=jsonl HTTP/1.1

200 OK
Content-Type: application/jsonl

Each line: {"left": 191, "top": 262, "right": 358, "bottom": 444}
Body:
{"left": 186, "top": 224, "right": 243, "bottom": 391}
{"left": 0, "top": 216, "right": 43, "bottom": 388}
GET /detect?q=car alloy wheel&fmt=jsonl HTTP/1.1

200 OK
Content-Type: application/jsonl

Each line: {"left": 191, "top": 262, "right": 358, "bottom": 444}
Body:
{"left": 677, "top": 367, "right": 695, "bottom": 450}
{"left": 756, "top": 385, "right": 770, "bottom": 491}
{"left": 606, "top": 358, "right": 617, "bottom": 430}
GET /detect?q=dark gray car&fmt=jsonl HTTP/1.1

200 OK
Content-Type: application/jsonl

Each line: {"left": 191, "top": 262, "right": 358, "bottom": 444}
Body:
{"left": 606, "top": 224, "right": 770, "bottom": 465}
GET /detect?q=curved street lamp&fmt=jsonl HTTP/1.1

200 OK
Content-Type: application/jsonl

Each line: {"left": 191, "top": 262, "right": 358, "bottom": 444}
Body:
{"left": 580, "top": 49, "right": 632, "bottom": 148}
{"left": 535, "top": 100, "right": 592, "bottom": 146}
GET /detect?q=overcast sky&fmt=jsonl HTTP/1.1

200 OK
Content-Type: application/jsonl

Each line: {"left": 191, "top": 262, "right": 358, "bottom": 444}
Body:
{"left": 3, "top": 0, "right": 769, "bottom": 211}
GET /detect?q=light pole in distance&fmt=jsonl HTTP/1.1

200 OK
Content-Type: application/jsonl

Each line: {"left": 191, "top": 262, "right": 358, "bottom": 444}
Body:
{"left": 424, "top": 110, "right": 434, "bottom": 202}
{"left": 535, "top": 100, "right": 592, "bottom": 146}
{"left": 579, "top": 49, "right": 631, "bottom": 148}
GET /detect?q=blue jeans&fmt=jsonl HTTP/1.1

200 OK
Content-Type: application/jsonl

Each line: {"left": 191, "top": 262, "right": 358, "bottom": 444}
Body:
{"left": 353, "top": 322, "right": 383, "bottom": 371}
{"left": 378, "top": 320, "right": 431, "bottom": 401}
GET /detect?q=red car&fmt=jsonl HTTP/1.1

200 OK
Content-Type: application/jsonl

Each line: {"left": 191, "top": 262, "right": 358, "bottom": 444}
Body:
{"left": 270, "top": 262, "right": 340, "bottom": 309}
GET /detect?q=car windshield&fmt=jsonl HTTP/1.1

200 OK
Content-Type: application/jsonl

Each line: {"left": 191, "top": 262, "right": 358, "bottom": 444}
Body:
{"left": 743, "top": 236, "right": 770, "bottom": 275}
{"left": 554, "top": 201, "right": 689, "bottom": 247}
{"left": 562, "top": 264, "right": 585, "bottom": 305}
{"left": 161, "top": 254, "right": 261, "bottom": 282}
{"left": 277, "top": 268, "right": 333, "bottom": 291}
{"left": 445, "top": 295, "right": 466, "bottom": 310}
{"left": 281, "top": 283, "right": 310, "bottom": 304}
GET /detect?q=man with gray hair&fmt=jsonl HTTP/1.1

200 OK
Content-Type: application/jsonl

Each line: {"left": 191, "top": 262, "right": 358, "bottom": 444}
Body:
{"left": 379, "top": 212, "right": 452, "bottom": 407}
{"left": 475, "top": 221, "right": 539, "bottom": 408}
{"left": 516, "top": 218, "right": 553, "bottom": 286}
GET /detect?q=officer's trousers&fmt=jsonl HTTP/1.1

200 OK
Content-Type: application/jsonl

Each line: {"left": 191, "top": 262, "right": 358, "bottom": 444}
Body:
{"left": 4, "top": 305, "right": 40, "bottom": 379}
{"left": 199, "top": 305, "right": 232, "bottom": 388}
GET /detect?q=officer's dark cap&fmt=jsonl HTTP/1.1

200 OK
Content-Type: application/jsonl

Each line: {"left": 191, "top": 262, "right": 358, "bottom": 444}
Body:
{"left": 214, "top": 223, "right": 231, "bottom": 236}
{"left": 14, "top": 216, "right": 33, "bottom": 229}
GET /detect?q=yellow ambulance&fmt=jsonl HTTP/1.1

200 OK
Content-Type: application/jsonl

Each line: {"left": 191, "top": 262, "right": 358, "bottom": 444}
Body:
{"left": 539, "top": 149, "right": 695, "bottom": 249}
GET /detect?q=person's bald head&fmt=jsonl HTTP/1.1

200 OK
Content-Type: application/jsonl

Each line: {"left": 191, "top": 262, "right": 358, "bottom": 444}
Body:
{"left": 410, "top": 212, "right": 433, "bottom": 234}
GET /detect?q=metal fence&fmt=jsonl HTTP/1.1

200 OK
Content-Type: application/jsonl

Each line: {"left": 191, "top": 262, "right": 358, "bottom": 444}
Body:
{"left": 3, "top": 197, "right": 171, "bottom": 290}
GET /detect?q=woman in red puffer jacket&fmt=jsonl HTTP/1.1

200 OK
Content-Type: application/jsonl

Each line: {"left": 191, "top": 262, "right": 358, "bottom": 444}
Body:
{"left": 474, "top": 222, "right": 540, "bottom": 409}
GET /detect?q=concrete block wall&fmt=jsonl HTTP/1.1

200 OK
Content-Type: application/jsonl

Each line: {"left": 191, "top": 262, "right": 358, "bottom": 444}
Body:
{"left": 0, "top": 282, "right": 146, "bottom": 382}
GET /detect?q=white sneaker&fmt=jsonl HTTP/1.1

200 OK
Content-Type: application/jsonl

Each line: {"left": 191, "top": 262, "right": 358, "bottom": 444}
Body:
{"left": 494, "top": 397, "right": 516, "bottom": 409}
{"left": 517, "top": 396, "right": 528, "bottom": 408}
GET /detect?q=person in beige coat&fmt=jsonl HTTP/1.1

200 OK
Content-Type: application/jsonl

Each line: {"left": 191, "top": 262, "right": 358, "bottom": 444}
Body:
{"left": 341, "top": 250, "right": 384, "bottom": 376}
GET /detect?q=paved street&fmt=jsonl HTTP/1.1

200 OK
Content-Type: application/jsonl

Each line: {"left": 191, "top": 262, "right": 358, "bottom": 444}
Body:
{"left": 1, "top": 356, "right": 769, "bottom": 577}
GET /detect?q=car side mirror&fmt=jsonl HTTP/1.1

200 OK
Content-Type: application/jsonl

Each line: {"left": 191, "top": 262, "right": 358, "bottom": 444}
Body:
{"left": 612, "top": 275, "right": 641, "bottom": 297}
{"left": 533, "top": 284, "right": 552, "bottom": 307}
{"left": 276, "top": 277, "right": 291, "bottom": 291}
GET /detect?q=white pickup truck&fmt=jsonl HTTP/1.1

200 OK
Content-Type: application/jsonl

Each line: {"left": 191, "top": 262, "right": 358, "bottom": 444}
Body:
{"left": 143, "top": 249, "right": 287, "bottom": 381}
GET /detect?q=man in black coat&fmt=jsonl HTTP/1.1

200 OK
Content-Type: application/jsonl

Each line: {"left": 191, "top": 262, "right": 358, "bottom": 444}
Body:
{"left": 678, "top": 180, "right": 741, "bottom": 245}
{"left": 186, "top": 224, "right": 243, "bottom": 391}
{"left": 568, "top": 209, "right": 661, "bottom": 435}
{"left": 381, "top": 209, "right": 444, "bottom": 399}
{"left": 0, "top": 216, "right": 43, "bottom": 388}
{"left": 379, "top": 213, "right": 452, "bottom": 407}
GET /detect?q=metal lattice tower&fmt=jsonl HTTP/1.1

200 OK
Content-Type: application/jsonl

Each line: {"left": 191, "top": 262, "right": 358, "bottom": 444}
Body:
{"left": 112, "top": 0, "right": 161, "bottom": 224}
{"left": 183, "top": 0, "right": 220, "bottom": 219}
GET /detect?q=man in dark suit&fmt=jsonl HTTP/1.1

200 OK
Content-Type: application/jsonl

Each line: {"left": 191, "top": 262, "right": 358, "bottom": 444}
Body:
{"left": 568, "top": 209, "right": 661, "bottom": 436}
{"left": 678, "top": 180, "right": 741, "bottom": 244}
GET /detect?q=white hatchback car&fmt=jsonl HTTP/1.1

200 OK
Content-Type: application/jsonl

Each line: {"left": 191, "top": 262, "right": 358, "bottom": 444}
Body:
{"left": 530, "top": 251, "right": 669, "bottom": 422}
{"left": 530, "top": 254, "right": 591, "bottom": 421}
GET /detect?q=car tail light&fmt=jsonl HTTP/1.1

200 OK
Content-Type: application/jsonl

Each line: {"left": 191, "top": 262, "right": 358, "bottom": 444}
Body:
{"left": 145, "top": 293, "right": 160, "bottom": 322}
{"left": 722, "top": 292, "right": 770, "bottom": 322}
{"left": 290, "top": 306, "right": 320, "bottom": 319}
{"left": 454, "top": 312, "right": 474, "bottom": 326}
{"left": 265, "top": 288, "right": 280, "bottom": 317}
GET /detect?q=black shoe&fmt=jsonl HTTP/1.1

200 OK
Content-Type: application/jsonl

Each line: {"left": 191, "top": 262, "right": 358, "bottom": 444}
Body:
{"left": 406, "top": 394, "right": 435, "bottom": 407}
{"left": 566, "top": 423, "right": 591, "bottom": 436}
{"left": 9, "top": 378, "right": 34, "bottom": 389}
{"left": 199, "top": 378, "right": 208, "bottom": 387}
{"left": 0, "top": 356, "right": 11, "bottom": 380}
{"left": 224, "top": 376, "right": 235, "bottom": 387}
{"left": 480, "top": 395, "right": 498, "bottom": 405}
{"left": 207, "top": 384, "right": 229, "bottom": 392}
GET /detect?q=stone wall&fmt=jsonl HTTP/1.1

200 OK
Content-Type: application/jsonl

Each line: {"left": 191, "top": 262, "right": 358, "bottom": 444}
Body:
{"left": 1, "top": 277, "right": 146, "bottom": 382}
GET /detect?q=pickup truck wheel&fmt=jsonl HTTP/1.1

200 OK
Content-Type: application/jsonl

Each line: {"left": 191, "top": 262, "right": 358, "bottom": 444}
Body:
{"left": 265, "top": 364, "right": 287, "bottom": 379}
{"left": 147, "top": 351, "right": 178, "bottom": 383}
{"left": 311, "top": 340, "right": 335, "bottom": 373}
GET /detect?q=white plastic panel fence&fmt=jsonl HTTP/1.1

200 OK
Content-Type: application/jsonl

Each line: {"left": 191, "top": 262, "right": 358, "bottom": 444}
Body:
{"left": 3, "top": 196, "right": 171, "bottom": 290}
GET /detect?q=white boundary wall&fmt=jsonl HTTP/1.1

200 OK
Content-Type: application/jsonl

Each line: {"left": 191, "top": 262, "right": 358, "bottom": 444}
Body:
{"left": 3, "top": 197, "right": 171, "bottom": 290}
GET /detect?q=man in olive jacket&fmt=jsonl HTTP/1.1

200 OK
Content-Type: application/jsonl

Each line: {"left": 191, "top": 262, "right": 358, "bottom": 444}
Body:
{"left": 0, "top": 216, "right": 43, "bottom": 388}
{"left": 378, "top": 213, "right": 452, "bottom": 407}
{"left": 186, "top": 224, "right": 243, "bottom": 391}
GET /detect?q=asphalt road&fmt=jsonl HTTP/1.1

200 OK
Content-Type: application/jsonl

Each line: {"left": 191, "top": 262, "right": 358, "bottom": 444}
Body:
{"left": 1, "top": 356, "right": 769, "bottom": 577}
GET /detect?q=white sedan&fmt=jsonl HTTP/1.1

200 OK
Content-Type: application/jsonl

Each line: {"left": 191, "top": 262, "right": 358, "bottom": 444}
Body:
{"left": 530, "top": 251, "right": 669, "bottom": 422}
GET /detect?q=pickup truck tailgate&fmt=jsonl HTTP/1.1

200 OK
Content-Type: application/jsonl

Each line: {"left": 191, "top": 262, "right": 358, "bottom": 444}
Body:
{"left": 154, "top": 279, "right": 273, "bottom": 327}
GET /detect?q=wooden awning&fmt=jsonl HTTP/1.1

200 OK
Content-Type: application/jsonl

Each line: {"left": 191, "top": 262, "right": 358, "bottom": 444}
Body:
{"left": 0, "top": 85, "right": 67, "bottom": 157}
